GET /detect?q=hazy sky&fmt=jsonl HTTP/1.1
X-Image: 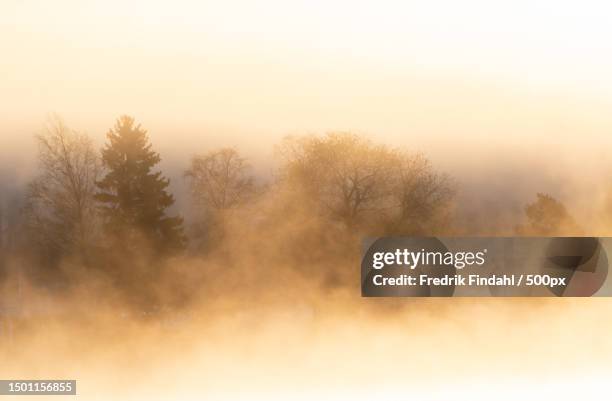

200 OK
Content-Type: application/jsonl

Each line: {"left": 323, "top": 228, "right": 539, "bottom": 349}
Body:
{"left": 2, "top": 0, "right": 612, "bottom": 213}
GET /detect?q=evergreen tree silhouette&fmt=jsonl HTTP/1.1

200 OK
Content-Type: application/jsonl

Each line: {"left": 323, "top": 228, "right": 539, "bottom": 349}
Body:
{"left": 96, "top": 116, "right": 185, "bottom": 254}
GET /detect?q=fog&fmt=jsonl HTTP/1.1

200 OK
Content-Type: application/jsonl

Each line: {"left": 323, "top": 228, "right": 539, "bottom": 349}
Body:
{"left": 2, "top": 128, "right": 612, "bottom": 401}
{"left": 2, "top": 74, "right": 612, "bottom": 398}
{"left": 3, "top": 1, "right": 612, "bottom": 399}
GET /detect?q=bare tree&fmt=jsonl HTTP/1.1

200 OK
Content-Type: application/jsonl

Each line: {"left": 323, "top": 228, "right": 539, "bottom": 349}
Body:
{"left": 279, "top": 133, "right": 397, "bottom": 227}
{"left": 278, "top": 132, "right": 454, "bottom": 232}
{"left": 185, "top": 148, "right": 256, "bottom": 212}
{"left": 392, "top": 153, "right": 455, "bottom": 234}
{"left": 24, "top": 115, "right": 100, "bottom": 260}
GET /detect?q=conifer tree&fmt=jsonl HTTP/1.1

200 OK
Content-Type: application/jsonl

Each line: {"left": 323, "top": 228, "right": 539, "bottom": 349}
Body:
{"left": 95, "top": 116, "right": 185, "bottom": 254}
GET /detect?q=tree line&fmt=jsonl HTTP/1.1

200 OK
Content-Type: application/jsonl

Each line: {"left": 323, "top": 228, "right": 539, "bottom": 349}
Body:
{"left": 0, "top": 114, "right": 583, "bottom": 306}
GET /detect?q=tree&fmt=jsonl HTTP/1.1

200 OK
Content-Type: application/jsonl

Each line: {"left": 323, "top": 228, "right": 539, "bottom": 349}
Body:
{"left": 185, "top": 148, "right": 255, "bottom": 212}
{"left": 0, "top": 203, "right": 5, "bottom": 279}
{"left": 24, "top": 115, "right": 100, "bottom": 262}
{"left": 184, "top": 148, "right": 257, "bottom": 249}
{"left": 95, "top": 116, "right": 185, "bottom": 254}
{"left": 517, "top": 193, "right": 581, "bottom": 235}
{"left": 279, "top": 133, "right": 395, "bottom": 227}
{"left": 277, "top": 132, "right": 454, "bottom": 233}
{"left": 391, "top": 153, "right": 455, "bottom": 234}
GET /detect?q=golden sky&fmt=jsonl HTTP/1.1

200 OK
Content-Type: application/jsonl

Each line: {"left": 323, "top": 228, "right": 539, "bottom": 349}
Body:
{"left": 2, "top": 0, "right": 612, "bottom": 183}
